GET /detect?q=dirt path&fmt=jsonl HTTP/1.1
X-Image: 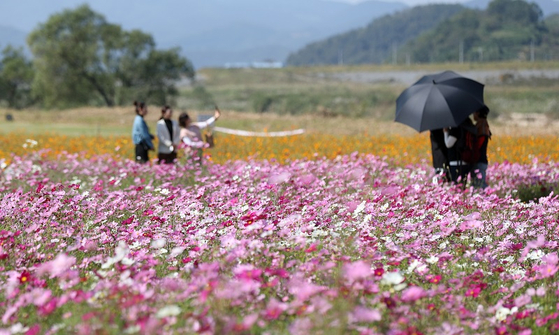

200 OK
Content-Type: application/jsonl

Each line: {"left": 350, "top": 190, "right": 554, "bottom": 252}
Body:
{"left": 1, "top": 108, "right": 558, "bottom": 137}
{"left": 315, "top": 69, "right": 559, "bottom": 86}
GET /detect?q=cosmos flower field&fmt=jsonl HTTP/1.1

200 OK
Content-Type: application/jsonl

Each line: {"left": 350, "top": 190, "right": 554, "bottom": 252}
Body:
{"left": 0, "top": 135, "right": 558, "bottom": 334}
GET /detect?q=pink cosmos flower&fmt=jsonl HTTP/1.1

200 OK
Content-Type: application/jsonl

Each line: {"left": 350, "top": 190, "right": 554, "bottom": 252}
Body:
{"left": 31, "top": 288, "right": 52, "bottom": 306}
{"left": 349, "top": 306, "right": 381, "bottom": 323}
{"left": 289, "top": 318, "right": 313, "bottom": 335}
{"left": 465, "top": 287, "right": 481, "bottom": 298}
{"left": 495, "top": 326, "right": 509, "bottom": 335}
{"left": 288, "top": 279, "right": 324, "bottom": 302}
{"left": 25, "top": 325, "right": 41, "bottom": 335}
{"left": 268, "top": 172, "right": 291, "bottom": 184}
{"left": 36, "top": 253, "right": 76, "bottom": 278}
{"left": 18, "top": 271, "right": 31, "bottom": 285}
{"left": 38, "top": 298, "right": 58, "bottom": 316}
{"left": 305, "top": 243, "right": 317, "bottom": 253}
{"left": 401, "top": 286, "right": 426, "bottom": 302}
{"left": 233, "top": 265, "right": 262, "bottom": 282}
{"left": 426, "top": 274, "right": 442, "bottom": 284}
{"left": 514, "top": 294, "right": 531, "bottom": 308}
{"left": 542, "top": 253, "right": 558, "bottom": 265}
{"left": 343, "top": 261, "right": 371, "bottom": 283}
{"left": 538, "top": 264, "right": 558, "bottom": 278}
{"left": 264, "top": 298, "right": 287, "bottom": 320}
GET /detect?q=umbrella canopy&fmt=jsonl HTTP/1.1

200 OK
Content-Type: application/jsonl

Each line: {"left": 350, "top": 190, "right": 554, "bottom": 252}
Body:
{"left": 395, "top": 71, "right": 485, "bottom": 132}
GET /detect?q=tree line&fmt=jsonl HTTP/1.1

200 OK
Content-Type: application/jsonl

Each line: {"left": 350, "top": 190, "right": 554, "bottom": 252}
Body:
{"left": 286, "top": 0, "right": 559, "bottom": 66}
{"left": 0, "top": 5, "right": 194, "bottom": 109}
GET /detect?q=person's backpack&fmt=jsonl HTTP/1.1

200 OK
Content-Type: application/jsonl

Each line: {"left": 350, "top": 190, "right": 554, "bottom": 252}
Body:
{"left": 456, "top": 127, "right": 480, "bottom": 164}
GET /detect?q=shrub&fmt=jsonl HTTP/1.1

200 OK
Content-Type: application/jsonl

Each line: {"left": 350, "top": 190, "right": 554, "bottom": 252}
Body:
{"left": 251, "top": 93, "right": 274, "bottom": 113}
{"left": 514, "top": 181, "right": 556, "bottom": 202}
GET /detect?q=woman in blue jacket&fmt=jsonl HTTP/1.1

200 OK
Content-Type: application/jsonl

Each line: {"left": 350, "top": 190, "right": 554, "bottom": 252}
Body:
{"left": 131, "top": 101, "right": 154, "bottom": 163}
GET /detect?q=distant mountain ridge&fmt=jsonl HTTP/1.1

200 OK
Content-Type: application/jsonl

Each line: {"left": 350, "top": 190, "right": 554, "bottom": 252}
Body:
{"left": 286, "top": 4, "right": 466, "bottom": 66}
{"left": 0, "top": 0, "right": 408, "bottom": 68}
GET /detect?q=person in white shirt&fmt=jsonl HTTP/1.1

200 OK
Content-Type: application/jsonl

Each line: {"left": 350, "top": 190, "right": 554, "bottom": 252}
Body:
{"left": 156, "top": 106, "right": 181, "bottom": 164}
{"left": 178, "top": 107, "right": 221, "bottom": 163}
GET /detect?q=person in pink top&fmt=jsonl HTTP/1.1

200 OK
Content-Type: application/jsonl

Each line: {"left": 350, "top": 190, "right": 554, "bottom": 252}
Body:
{"left": 178, "top": 106, "right": 221, "bottom": 163}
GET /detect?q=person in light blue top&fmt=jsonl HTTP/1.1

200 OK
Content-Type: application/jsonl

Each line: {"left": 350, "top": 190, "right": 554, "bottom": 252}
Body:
{"left": 132, "top": 101, "right": 154, "bottom": 163}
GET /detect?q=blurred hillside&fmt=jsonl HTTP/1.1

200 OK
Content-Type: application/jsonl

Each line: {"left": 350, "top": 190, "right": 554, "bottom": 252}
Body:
{"left": 286, "top": 4, "right": 465, "bottom": 66}
{"left": 287, "top": 0, "right": 559, "bottom": 65}
{"left": 0, "top": 0, "right": 407, "bottom": 68}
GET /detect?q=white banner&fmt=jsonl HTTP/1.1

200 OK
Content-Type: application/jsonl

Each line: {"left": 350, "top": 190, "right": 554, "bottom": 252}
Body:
{"left": 213, "top": 127, "right": 305, "bottom": 137}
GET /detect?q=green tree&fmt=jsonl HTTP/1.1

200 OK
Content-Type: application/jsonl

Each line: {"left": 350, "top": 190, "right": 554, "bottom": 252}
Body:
{"left": 0, "top": 46, "right": 35, "bottom": 109}
{"left": 486, "top": 0, "right": 542, "bottom": 28}
{"left": 27, "top": 4, "right": 194, "bottom": 108}
{"left": 402, "top": 0, "right": 550, "bottom": 63}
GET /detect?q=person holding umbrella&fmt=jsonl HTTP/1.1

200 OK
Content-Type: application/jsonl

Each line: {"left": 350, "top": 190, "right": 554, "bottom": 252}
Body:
{"left": 443, "top": 118, "right": 476, "bottom": 184}
{"left": 394, "top": 70, "right": 486, "bottom": 185}
{"left": 430, "top": 129, "right": 450, "bottom": 183}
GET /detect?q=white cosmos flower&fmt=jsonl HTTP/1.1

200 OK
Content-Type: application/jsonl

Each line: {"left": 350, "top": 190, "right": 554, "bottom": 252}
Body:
{"left": 407, "top": 260, "right": 427, "bottom": 273}
{"left": 381, "top": 271, "right": 404, "bottom": 286}
{"left": 496, "top": 306, "right": 517, "bottom": 321}
{"left": 353, "top": 201, "right": 366, "bottom": 216}
{"left": 151, "top": 238, "right": 166, "bottom": 249}
{"left": 426, "top": 256, "right": 439, "bottom": 264}
{"left": 169, "top": 247, "right": 186, "bottom": 258}
{"left": 124, "top": 326, "right": 141, "bottom": 334}
{"left": 156, "top": 305, "right": 181, "bottom": 318}
{"left": 10, "top": 323, "right": 28, "bottom": 334}
{"left": 101, "top": 241, "right": 130, "bottom": 269}
{"left": 394, "top": 283, "right": 408, "bottom": 291}
{"left": 121, "top": 257, "right": 135, "bottom": 266}
{"left": 526, "top": 250, "right": 544, "bottom": 261}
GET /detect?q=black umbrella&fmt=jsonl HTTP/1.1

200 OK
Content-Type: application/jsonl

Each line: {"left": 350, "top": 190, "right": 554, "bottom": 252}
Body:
{"left": 395, "top": 71, "right": 485, "bottom": 132}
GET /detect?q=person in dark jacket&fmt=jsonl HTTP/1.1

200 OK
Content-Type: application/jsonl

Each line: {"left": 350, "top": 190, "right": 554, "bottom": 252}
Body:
{"left": 131, "top": 101, "right": 154, "bottom": 164}
{"left": 430, "top": 129, "right": 450, "bottom": 183}
{"left": 443, "top": 118, "right": 476, "bottom": 184}
{"left": 470, "top": 106, "right": 491, "bottom": 188}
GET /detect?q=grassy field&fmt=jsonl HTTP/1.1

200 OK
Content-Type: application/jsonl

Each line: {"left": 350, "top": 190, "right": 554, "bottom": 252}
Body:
{"left": 181, "top": 61, "right": 559, "bottom": 120}
{"left": 1, "top": 61, "right": 559, "bottom": 138}
{"left": 2, "top": 107, "right": 558, "bottom": 139}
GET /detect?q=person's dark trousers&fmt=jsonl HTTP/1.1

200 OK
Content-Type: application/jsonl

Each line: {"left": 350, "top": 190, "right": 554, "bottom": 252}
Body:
{"left": 158, "top": 152, "right": 177, "bottom": 164}
{"left": 449, "top": 164, "right": 471, "bottom": 184}
{"left": 135, "top": 144, "right": 149, "bottom": 164}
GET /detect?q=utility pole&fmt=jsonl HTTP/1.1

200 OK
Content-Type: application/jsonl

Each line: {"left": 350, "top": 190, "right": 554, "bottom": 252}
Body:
{"left": 392, "top": 42, "right": 398, "bottom": 65}
{"left": 459, "top": 40, "right": 464, "bottom": 64}
{"left": 406, "top": 53, "right": 411, "bottom": 66}
{"left": 530, "top": 39, "right": 535, "bottom": 62}
{"left": 338, "top": 48, "right": 344, "bottom": 66}
{"left": 478, "top": 47, "right": 483, "bottom": 62}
